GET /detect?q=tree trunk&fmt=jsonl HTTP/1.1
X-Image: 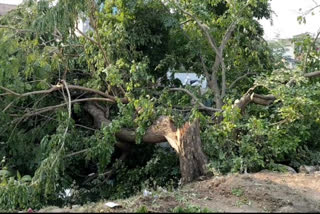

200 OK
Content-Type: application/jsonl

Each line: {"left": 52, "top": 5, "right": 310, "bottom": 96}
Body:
{"left": 174, "top": 120, "right": 208, "bottom": 184}
{"left": 85, "top": 103, "right": 208, "bottom": 184}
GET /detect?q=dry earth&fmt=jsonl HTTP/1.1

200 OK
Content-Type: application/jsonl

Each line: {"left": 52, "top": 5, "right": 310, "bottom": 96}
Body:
{"left": 34, "top": 172, "right": 320, "bottom": 213}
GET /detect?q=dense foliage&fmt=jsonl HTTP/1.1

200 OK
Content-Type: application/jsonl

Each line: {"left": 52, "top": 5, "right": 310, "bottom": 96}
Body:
{"left": 0, "top": 0, "right": 319, "bottom": 211}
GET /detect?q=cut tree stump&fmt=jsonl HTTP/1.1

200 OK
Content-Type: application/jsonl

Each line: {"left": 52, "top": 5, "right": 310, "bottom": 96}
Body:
{"left": 177, "top": 119, "right": 208, "bottom": 184}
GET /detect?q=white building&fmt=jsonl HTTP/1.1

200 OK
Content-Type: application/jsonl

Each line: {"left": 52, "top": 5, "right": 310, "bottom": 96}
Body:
{"left": 167, "top": 72, "right": 208, "bottom": 90}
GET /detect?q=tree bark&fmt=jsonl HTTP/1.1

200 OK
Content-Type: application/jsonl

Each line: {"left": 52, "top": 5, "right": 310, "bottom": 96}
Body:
{"left": 174, "top": 120, "right": 208, "bottom": 184}
{"left": 84, "top": 102, "right": 208, "bottom": 184}
{"left": 233, "top": 86, "right": 276, "bottom": 113}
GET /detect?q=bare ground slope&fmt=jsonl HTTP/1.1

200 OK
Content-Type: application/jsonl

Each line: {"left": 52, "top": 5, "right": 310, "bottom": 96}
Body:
{"left": 37, "top": 172, "right": 320, "bottom": 213}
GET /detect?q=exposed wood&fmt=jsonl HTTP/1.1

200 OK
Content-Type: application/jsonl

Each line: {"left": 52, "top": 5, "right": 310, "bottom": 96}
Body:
{"left": 84, "top": 103, "right": 167, "bottom": 144}
{"left": 174, "top": 119, "right": 208, "bottom": 184}
{"left": 252, "top": 94, "right": 276, "bottom": 106}
{"left": 85, "top": 102, "right": 208, "bottom": 183}
{"left": 234, "top": 91, "right": 276, "bottom": 113}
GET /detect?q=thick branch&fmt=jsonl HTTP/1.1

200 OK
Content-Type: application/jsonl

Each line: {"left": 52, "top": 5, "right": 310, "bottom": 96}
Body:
{"left": 286, "top": 71, "right": 320, "bottom": 86}
{"left": 219, "top": 19, "right": 242, "bottom": 98}
{"left": 174, "top": 2, "right": 241, "bottom": 106}
{"left": 221, "top": 58, "right": 227, "bottom": 98}
{"left": 233, "top": 85, "right": 263, "bottom": 112}
{"left": 199, "top": 54, "right": 211, "bottom": 82}
{"left": 304, "top": 70, "right": 320, "bottom": 78}
{"left": 251, "top": 94, "right": 276, "bottom": 106}
{"left": 85, "top": 103, "right": 209, "bottom": 183}
{"left": 84, "top": 103, "right": 168, "bottom": 144}
{"left": 220, "top": 21, "right": 238, "bottom": 53}
{"left": 84, "top": 103, "right": 207, "bottom": 163}
{"left": 14, "top": 98, "right": 115, "bottom": 123}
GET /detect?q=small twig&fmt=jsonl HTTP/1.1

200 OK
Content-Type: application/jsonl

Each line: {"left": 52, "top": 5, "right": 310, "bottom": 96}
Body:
{"left": 169, "top": 88, "right": 221, "bottom": 112}
{"left": 88, "top": 0, "right": 110, "bottom": 66}
{"left": 301, "top": 4, "right": 320, "bottom": 16}
{"left": 270, "top": 119, "right": 288, "bottom": 126}
{"left": 180, "top": 19, "right": 192, "bottom": 25}
{"left": 229, "top": 72, "right": 257, "bottom": 89}
{"left": 118, "top": 86, "right": 126, "bottom": 96}
{"left": 2, "top": 100, "right": 16, "bottom": 113}
{"left": 0, "top": 93, "right": 10, "bottom": 96}
{"left": 35, "top": 114, "right": 96, "bottom": 131}
{"left": 0, "top": 86, "right": 21, "bottom": 96}
{"left": 65, "top": 149, "right": 89, "bottom": 158}
{"left": 0, "top": 25, "right": 34, "bottom": 33}
{"left": 0, "top": 83, "right": 127, "bottom": 103}
{"left": 75, "top": 124, "right": 96, "bottom": 131}
{"left": 303, "top": 29, "right": 320, "bottom": 73}
{"left": 61, "top": 80, "right": 72, "bottom": 119}
{"left": 76, "top": 26, "right": 99, "bottom": 46}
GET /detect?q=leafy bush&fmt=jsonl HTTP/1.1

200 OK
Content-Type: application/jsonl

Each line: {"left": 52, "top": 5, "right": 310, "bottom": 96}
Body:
{"left": 66, "top": 146, "right": 180, "bottom": 204}
{"left": 203, "top": 71, "right": 320, "bottom": 174}
{"left": 0, "top": 172, "right": 40, "bottom": 211}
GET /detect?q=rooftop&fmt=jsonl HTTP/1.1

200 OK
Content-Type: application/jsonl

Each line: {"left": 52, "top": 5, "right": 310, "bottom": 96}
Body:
{"left": 0, "top": 3, "right": 18, "bottom": 16}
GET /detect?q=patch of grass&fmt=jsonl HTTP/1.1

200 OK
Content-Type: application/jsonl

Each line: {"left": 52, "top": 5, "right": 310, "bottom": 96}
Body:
{"left": 235, "top": 197, "right": 251, "bottom": 207}
{"left": 174, "top": 192, "right": 187, "bottom": 203}
{"left": 231, "top": 187, "right": 244, "bottom": 197}
{"left": 136, "top": 205, "right": 149, "bottom": 213}
{"left": 172, "top": 205, "right": 212, "bottom": 213}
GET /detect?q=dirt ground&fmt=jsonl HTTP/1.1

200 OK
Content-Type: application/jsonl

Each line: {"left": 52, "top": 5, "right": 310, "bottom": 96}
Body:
{"left": 37, "top": 171, "right": 320, "bottom": 213}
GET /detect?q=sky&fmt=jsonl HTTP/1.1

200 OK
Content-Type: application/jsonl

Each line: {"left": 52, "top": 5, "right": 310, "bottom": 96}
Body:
{"left": 1, "top": 0, "right": 320, "bottom": 41}
{"left": 259, "top": 0, "right": 320, "bottom": 40}
{"left": 0, "top": 0, "right": 22, "bottom": 4}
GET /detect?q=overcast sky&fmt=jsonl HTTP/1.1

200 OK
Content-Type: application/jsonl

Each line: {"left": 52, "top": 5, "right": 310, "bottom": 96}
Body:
{"left": 0, "top": 0, "right": 22, "bottom": 4}
{"left": 259, "top": 0, "right": 320, "bottom": 40}
{"left": 1, "top": 0, "right": 320, "bottom": 41}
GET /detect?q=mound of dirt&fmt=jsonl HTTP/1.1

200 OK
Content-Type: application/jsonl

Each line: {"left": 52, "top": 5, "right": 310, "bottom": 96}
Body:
{"left": 188, "top": 172, "right": 320, "bottom": 212}
{"left": 34, "top": 172, "right": 320, "bottom": 213}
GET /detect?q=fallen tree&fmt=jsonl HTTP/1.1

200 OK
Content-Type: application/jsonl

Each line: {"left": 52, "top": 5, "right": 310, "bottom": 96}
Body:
{"left": 85, "top": 102, "right": 208, "bottom": 184}
{"left": 1, "top": 0, "right": 320, "bottom": 211}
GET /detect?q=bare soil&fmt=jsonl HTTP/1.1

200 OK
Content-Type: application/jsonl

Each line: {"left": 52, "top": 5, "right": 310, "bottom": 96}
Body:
{"left": 37, "top": 172, "right": 320, "bottom": 213}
